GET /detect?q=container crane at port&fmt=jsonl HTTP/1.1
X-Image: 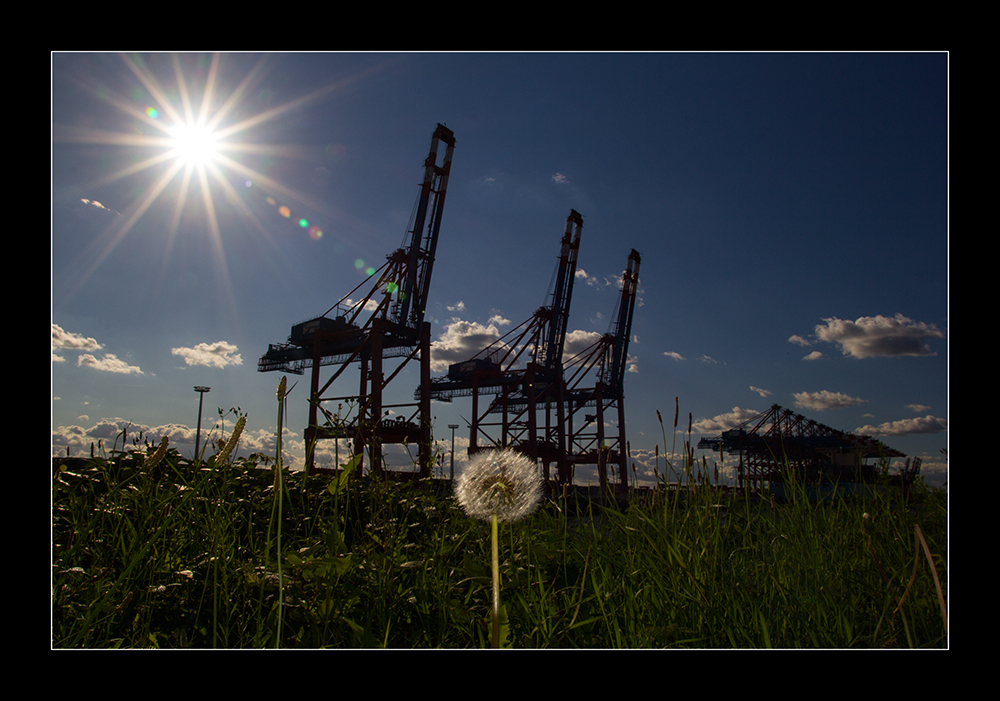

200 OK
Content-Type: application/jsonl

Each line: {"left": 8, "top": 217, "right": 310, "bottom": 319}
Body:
{"left": 425, "top": 210, "right": 584, "bottom": 478}
{"left": 258, "top": 124, "right": 455, "bottom": 476}
{"left": 558, "top": 248, "right": 641, "bottom": 492}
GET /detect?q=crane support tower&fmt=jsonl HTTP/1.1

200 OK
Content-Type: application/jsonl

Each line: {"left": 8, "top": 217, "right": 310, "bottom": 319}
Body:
{"left": 425, "top": 210, "right": 584, "bottom": 482}
{"left": 560, "top": 249, "right": 641, "bottom": 492}
{"left": 258, "top": 124, "right": 455, "bottom": 477}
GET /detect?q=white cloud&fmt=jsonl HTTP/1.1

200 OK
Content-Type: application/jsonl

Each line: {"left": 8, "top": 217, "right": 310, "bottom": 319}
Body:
{"left": 552, "top": 172, "right": 568, "bottom": 184}
{"left": 564, "top": 329, "right": 603, "bottom": 357}
{"left": 77, "top": 353, "right": 144, "bottom": 375}
{"left": 171, "top": 341, "right": 243, "bottom": 368}
{"left": 488, "top": 314, "right": 511, "bottom": 326}
{"left": 906, "top": 404, "right": 932, "bottom": 413}
{"left": 429, "top": 320, "right": 506, "bottom": 372}
{"left": 750, "top": 386, "right": 772, "bottom": 398}
{"left": 447, "top": 301, "right": 466, "bottom": 312}
{"left": 52, "top": 323, "right": 102, "bottom": 353}
{"left": 855, "top": 415, "right": 948, "bottom": 436}
{"left": 802, "top": 351, "right": 824, "bottom": 361}
{"left": 575, "top": 268, "right": 600, "bottom": 286}
{"left": 627, "top": 354, "right": 639, "bottom": 373}
{"left": 692, "top": 407, "right": 761, "bottom": 435}
{"left": 814, "top": 313, "right": 945, "bottom": 359}
{"left": 793, "top": 390, "right": 866, "bottom": 411}
{"left": 663, "top": 351, "right": 684, "bottom": 361}
{"left": 788, "top": 334, "right": 812, "bottom": 347}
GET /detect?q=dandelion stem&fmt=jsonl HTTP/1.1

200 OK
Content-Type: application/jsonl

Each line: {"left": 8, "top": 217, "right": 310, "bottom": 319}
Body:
{"left": 491, "top": 513, "right": 500, "bottom": 649}
{"left": 275, "top": 377, "right": 286, "bottom": 649}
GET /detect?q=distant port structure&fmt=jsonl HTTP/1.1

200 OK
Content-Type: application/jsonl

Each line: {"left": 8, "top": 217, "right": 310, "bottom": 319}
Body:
{"left": 698, "top": 404, "right": 913, "bottom": 498}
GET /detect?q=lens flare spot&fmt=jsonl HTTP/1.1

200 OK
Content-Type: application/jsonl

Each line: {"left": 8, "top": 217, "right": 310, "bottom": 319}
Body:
{"left": 298, "top": 218, "right": 309, "bottom": 228}
{"left": 146, "top": 107, "right": 159, "bottom": 119}
{"left": 366, "top": 266, "right": 375, "bottom": 276}
{"left": 279, "top": 205, "right": 291, "bottom": 218}
{"left": 354, "top": 259, "right": 365, "bottom": 269}
{"left": 308, "top": 225, "right": 323, "bottom": 240}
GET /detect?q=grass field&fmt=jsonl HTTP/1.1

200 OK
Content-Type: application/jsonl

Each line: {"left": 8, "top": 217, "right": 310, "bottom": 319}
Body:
{"left": 51, "top": 407, "right": 947, "bottom": 649}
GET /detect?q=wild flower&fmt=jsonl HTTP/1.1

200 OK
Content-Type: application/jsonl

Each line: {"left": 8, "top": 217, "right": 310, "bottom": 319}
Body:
{"left": 455, "top": 448, "right": 543, "bottom": 523}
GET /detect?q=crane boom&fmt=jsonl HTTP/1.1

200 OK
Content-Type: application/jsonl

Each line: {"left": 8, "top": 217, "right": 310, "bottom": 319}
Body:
{"left": 396, "top": 124, "right": 455, "bottom": 333}
{"left": 539, "top": 209, "right": 583, "bottom": 372}
{"left": 258, "top": 124, "right": 455, "bottom": 374}
{"left": 603, "top": 248, "right": 641, "bottom": 393}
{"left": 426, "top": 210, "right": 583, "bottom": 400}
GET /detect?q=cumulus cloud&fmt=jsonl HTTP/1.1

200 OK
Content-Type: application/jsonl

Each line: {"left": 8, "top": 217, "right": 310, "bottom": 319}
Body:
{"left": 793, "top": 390, "right": 866, "bottom": 411}
{"left": 813, "top": 313, "right": 945, "bottom": 359}
{"left": 447, "top": 301, "right": 466, "bottom": 312}
{"left": 663, "top": 351, "right": 685, "bottom": 361}
{"left": 77, "top": 353, "right": 144, "bottom": 374}
{"left": 51, "top": 416, "right": 303, "bottom": 467}
{"left": 52, "top": 324, "right": 102, "bottom": 352}
{"left": 429, "top": 320, "right": 506, "bottom": 372}
{"left": 788, "top": 334, "right": 812, "bottom": 347}
{"left": 802, "top": 351, "right": 824, "bottom": 361}
{"left": 855, "top": 415, "right": 948, "bottom": 436}
{"left": 172, "top": 341, "right": 243, "bottom": 368}
{"left": 692, "top": 407, "right": 761, "bottom": 435}
{"left": 564, "top": 329, "right": 603, "bottom": 357}
{"left": 488, "top": 314, "right": 511, "bottom": 326}
{"left": 750, "top": 386, "right": 772, "bottom": 398}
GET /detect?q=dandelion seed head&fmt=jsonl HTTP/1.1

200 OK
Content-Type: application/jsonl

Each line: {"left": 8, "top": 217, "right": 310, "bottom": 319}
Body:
{"left": 454, "top": 448, "right": 543, "bottom": 522}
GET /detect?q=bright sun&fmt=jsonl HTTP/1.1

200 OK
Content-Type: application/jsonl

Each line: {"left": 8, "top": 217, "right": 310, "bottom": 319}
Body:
{"left": 168, "top": 121, "right": 219, "bottom": 166}
{"left": 53, "top": 53, "right": 352, "bottom": 315}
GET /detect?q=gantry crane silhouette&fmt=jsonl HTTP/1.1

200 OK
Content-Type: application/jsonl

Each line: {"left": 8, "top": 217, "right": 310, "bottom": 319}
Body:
{"left": 258, "top": 124, "right": 455, "bottom": 476}
{"left": 425, "top": 210, "right": 584, "bottom": 482}
{"left": 426, "top": 232, "right": 640, "bottom": 492}
{"left": 559, "top": 249, "right": 641, "bottom": 491}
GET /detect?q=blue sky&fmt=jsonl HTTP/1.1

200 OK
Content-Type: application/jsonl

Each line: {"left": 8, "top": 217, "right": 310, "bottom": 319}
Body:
{"left": 51, "top": 52, "right": 949, "bottom": 487}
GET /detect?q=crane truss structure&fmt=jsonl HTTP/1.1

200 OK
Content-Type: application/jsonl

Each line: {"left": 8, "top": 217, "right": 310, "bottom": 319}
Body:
{"left": 425, "top": 211, "right": 584, "bottom": 483}
{"left": 558, "top": 249, "right": 641, "bottom": 492}
{"left": 697, "top": 404, "right": 905, "bottom": 493}
{"left": 258, "top": 124, "right": 455, "bottom": 477}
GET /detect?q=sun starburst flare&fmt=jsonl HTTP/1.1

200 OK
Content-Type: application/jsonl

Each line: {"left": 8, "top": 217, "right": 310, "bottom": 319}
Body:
{"left": 52, "top": 52, "right": 382, "bottom": 314}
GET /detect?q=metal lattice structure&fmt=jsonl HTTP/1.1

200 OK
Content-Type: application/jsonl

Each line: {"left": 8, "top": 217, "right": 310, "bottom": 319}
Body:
{"left": 697, "top": 404, "right": 905, "bottom": 493}
{"left": 559, "top": 249, "right": 641, "bottom": 492}
{"left": 258, "top": 124, "right": 455, "bottom": 476}
{"left": 426, "top": 211, "right": 584, "bottom": 481}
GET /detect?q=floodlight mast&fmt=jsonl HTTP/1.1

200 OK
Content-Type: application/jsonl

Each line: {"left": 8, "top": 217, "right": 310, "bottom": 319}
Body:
{"left": 193, "top": 386, "right": 211, "bottom": 461}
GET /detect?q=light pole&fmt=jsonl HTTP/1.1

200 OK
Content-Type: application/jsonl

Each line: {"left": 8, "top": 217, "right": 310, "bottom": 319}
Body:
{"left": 448, "top": 424, "right": 459, "bottom": 481}
{"left": 194, "top": 386, "right": 211, "bottom": 461}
